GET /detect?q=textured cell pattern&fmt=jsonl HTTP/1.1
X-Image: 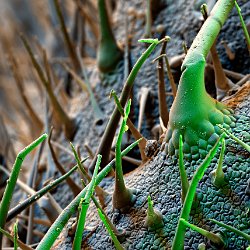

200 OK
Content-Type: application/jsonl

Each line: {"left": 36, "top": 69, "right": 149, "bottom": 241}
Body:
{"left": 165, "top": 53, "right": 235, "bottom": 160}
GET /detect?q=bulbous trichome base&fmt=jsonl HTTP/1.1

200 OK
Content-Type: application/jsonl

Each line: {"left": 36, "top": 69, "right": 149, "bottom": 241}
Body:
{"left": 210, "top": 169, "right": 227, "bottom": 189}
{"left": 64, "top": 118, "right": 77, "bottom": 141}
{"left": 97, "top": 40, "right": 123, "bottom": 74}
{"left": 144, "top": 209, "right": 164, "bottom": 231}
{"left": 112, "top": 187, "right": 136, "bottom": 213}
{"left": 165, "top": 53, "right": 235, "bottom": 160}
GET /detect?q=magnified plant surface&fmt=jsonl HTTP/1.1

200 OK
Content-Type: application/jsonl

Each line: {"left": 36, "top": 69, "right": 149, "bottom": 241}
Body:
{"left": 0, "top": 0, "right": 249, "bottom": 250}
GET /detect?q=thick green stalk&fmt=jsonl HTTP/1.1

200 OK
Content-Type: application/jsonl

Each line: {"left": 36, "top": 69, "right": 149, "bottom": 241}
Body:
{"left": 186, "top": 0, "right": 234, "bottom": 60}
{"left": 210, "top": 219, "right": 250, "bottom": 241}
{"left": 166, "top": 0, "right": 235, "bottom": 158}
{"left": 172, "top": 134, "right": 224, "bottom": 250}
{"left": 7, "top": 158, "right": 87, "bottom": 222}
{"left": 113, "top": 99, "right": 136, "bottom": 211}
{"left": 90, "top": 38, "right": 160, "bottom": 172}
{"left": 97, "top": 0, "right": 123, "bottom": 73}
{"left": 178, "top": 135, "right": 189, "bottom": 202}
{"left": 180, "top": 219, "right": 225, "bottom": 246}
{"left": 73, "top": 155, "right": 101, "bottom": 250}
{"left": 201, "top": 3, "right": 233, "bottom": 100}
{"left": 98, "top": 209, "right": 124, "bottom": 250}
{"left": 36, "top": 139, "right": 141, "bottom": 249}
{"left": 0, "top": 134, "right": 47, "bottom": 249}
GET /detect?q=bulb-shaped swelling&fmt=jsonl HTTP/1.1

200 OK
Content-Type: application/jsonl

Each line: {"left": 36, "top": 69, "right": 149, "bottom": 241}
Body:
{"left": 165, "top": 52, "right": 235, "bottom": 160}
{"left": 97, "top": 0, "right": 123, "bottom": 73}
{"left": 144, "top": 196, "right": 164, "bottom": 231}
